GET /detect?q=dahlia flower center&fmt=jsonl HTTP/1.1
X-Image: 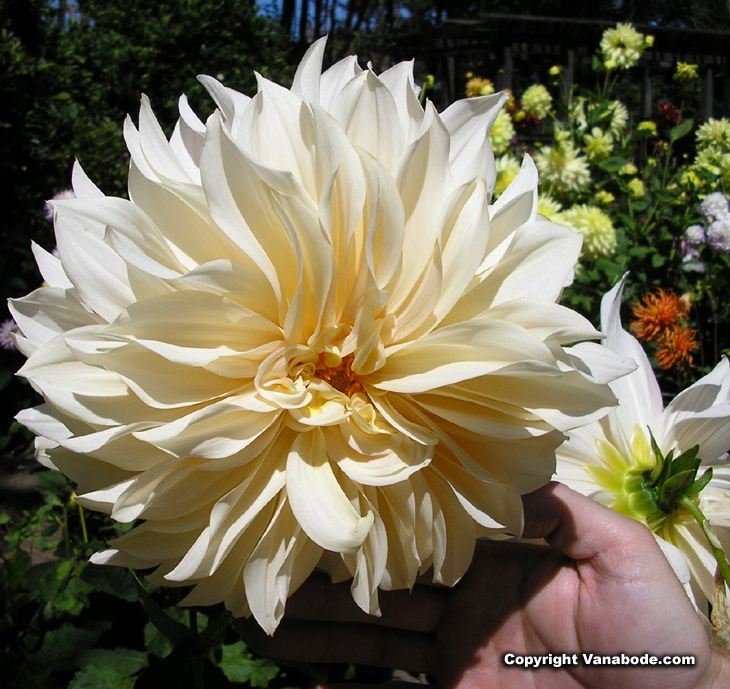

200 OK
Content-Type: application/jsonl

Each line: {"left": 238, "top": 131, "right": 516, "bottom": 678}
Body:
{"left": 315, "top": 353, "right": 364, "bottom": 396}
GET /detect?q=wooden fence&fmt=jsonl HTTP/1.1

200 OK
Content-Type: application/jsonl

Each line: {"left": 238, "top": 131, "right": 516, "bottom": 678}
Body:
{"left": 418, "top": 13, "right": 730, "bottom": 119}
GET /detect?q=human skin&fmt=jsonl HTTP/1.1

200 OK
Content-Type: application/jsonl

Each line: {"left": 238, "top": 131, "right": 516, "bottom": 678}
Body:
{"left": 239, "top": 482, "right": 730, "bottom": 689}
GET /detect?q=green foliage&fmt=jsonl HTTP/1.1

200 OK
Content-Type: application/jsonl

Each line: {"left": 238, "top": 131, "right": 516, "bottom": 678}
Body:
{"left": 0, "top": 471, "right": 308, "bottom": 688}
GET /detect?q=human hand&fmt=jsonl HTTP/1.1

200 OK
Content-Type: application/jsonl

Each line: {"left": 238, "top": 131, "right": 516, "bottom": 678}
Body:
{"left": 241, "top": 482, "right": 730, "bottom": 689}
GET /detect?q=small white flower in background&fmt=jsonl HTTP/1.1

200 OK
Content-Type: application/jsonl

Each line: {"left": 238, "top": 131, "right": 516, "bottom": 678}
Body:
{"left": 555, "top": 275, "right": 730, "bottom": 616}
{"left": 684, "top": 224, "right": 707, "bottom": 248}
{"left": 11, "top": 38, "right": 631, "bottom": 634}
{"left": 699, "top": 191, "right": 729, "bottom": 222}
{"left": 44, "top": 189, "right": 76, "bottom": 221}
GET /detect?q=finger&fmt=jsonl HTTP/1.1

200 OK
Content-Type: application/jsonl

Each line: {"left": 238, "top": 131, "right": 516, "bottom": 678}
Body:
{"left": 522, "top": 481, "right": 658, "bottom": 571}
{"left": 285, "top": 570, "right": 447, "bottom": 633}
{"left": 238, "top": 616, "right": 437, "bottom": 674}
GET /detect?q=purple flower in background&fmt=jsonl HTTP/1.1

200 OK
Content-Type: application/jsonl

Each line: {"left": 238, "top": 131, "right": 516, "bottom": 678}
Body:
{"left": 44, "top": 189, "right": 76, "bottom": 221}
{"left": 707, "top": 218, "right": 730, "bottom": 254}
{"left": 0, "top": 319, "right": 19, "bottom": 351}
{"left": 680, "top": 243, "right": 705, "bottom": 273}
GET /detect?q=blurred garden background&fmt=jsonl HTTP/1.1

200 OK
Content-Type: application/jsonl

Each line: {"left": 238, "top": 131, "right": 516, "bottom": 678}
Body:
{"left": 4, "top": 0, "right": 730, "bottom": 686}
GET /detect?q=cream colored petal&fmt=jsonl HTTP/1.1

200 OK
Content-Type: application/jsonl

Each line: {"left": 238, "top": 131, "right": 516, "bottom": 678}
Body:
{"left": 599, "top": 275, "right": 663, "bottom": 435}
{"left": 53, "top": 211, "right": 135, "bottom": 321}
{"left": 422, "top": 470, "right": 475, "bottom": 585}
{"left": 10, "top": 287, "right": 101, "bottom": 349}
{"left": 434, "top": 459, "right": 522, "bottom": 534}
{"left": 319, "top": 55, "right": 363, "bottom": 113}
{"left": 487, "top": 155, "right": 538, "bottom": 250}
{"left": 165, "top": 445, "right": 288, "bottom": 581}
{"left": 375, "top": 482, "right": 422, "bottom": 590}
{"left": 71, "top": 159, "right": 105, "bottom": 199}
{"left": 31, "top": 241, "right": 73, "bottom": 289}
{"left": 128, "top": 162, "right": 242, "bottom": 269}
{"left": 431, "top": 178, "right": 490, "bottom": 325}
{"left": 134, "top": 406, "right": 280, "bottom": 460}
{"left": 291, "top": 36, "right": 326, "bottom": 105}
{"left": 373, "top": 319, "right": 558, "bottom": 394}
{"left": 64, "top": 328, "right": 239, "bottom": 410}
{"left": 341, "top": 486, "right": 387, "bottom": 614}
{"left": 376, "top": 60, "right": 424, "bottom": 145}
{"left": 168, "top": 95, "right": 205, "bottom": 183}
{"left": 389, "top": 104, "right": 452, "bottom": 314}
{"left": 198, "top": 74, "right": 251, "bottom": 138}
{"left": 56, "top": 196, "right": 186, "bottom": 279}
{"left": 441, "top": 93, "right": 507, "bottom": 189}
{"left": 101, "top": 290, "right": 281, "bottom": 365}
{"left": 174, "top": 259, "right": 279, "bottom": 323}
{"left": 243, "top": 496, "right": 323, "bottom": 634}
{"left": 286, "top": 428, "right": 373, "bottom": 552}
{"left": 444, "top": 221, "right": 582, "bottom": 324}
{"left": 326, "top": 420, "right": 433, "bottom": 486}
{"left": 331, "top": 69, "right": 405, "bottom": 173}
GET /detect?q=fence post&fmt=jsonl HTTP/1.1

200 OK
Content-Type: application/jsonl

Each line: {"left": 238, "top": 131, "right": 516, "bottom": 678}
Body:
{"left": 642, "top": 65, "right": 653, "bottom": 119}
{"left": 498, "top": 45, "right": 513, "bottom": 91}
{"left": 701, "top": 68, "right": 714, "bottom": 121}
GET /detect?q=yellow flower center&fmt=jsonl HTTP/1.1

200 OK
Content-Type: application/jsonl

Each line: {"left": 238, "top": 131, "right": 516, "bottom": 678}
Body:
{"left": 315, "top": 353, "right": 364, "bottom": 396}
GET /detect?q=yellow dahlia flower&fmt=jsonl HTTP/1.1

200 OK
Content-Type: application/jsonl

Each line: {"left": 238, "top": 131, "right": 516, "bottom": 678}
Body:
{"left": 696, "top": 118, "right": 730, "bottom": 153}
{"left": 674, "top": 62, "right": 698, "bottom": 82}
{"left": 12, "top": 39, "right": 627, "bottom": 634}
{"left": 557, "top": 204, "right": 617, "bottom": 259}
{"left": 600, "top": 23, "right": 652, "bottom": 70}
{"left": 520, "top": 84, "right": 552, "bottom": 119}
{"left": 493, "top": 154, "right": 521, "bottom": 198}
{"left": 583, "top": 127, "right": 613, "bottom": 162}
{"left": 488, "top": 109, "right": 515, "bottom": 155}
{"left": 534, "top": 141, "right": 591, "bottom": 194}
{"left": 537, "top": 194, "right": 562, "bottom": 221}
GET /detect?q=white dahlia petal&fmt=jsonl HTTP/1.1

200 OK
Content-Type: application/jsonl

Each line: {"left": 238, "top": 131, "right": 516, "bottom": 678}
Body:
{"left": 16, "top": 39, "right": 625, "bottom": 633}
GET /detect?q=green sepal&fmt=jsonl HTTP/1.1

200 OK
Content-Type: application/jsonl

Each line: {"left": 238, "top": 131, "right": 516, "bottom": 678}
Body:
{"left": 669, "top": 445, "right": 701, "bottom": 476}
{"left": 659, "top": 469, "right": 698, "bottom": 510}
{"left": 686, "top": 468, "right": 714, "bottom": 497}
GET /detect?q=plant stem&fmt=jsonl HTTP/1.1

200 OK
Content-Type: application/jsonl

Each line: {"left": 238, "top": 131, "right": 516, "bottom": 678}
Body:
{"left": 77, "top": 503, "right": 88, "bottom": 544}
{"left": 679, "top": 496, "right": 730, "bottom": 588}
{"left": 189, "top": 609, "right": 204, "bottom": 689}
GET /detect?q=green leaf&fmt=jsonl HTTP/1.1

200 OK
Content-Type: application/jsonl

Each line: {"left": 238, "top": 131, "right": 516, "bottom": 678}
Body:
{"left": 70, "top": 665, "right": 136, "bottom": 689}
{"left": 76, "top": 648, "right": 148, "bottom": 675}
{"left": 144, "top": 621, "right": 174, "bottom": 659}
{"left": 669, "top": 119, "right": 694, "bottom": 142}
{"left": 218, "top": 641, "right": 280, "bottom": 687}
{"left": 599, "top": 156, "right": 629, "bottom": 172}
{"left": 81, "top": 564, "right": 138, "bottom": 602}
{"left": 29, "top": 621, "right": 111, "bottom": 671}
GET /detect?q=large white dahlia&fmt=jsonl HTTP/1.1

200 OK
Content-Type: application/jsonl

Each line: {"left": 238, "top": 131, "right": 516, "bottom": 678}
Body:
{"left": 12, "top": 39, "right": 629, "bottom": 633}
